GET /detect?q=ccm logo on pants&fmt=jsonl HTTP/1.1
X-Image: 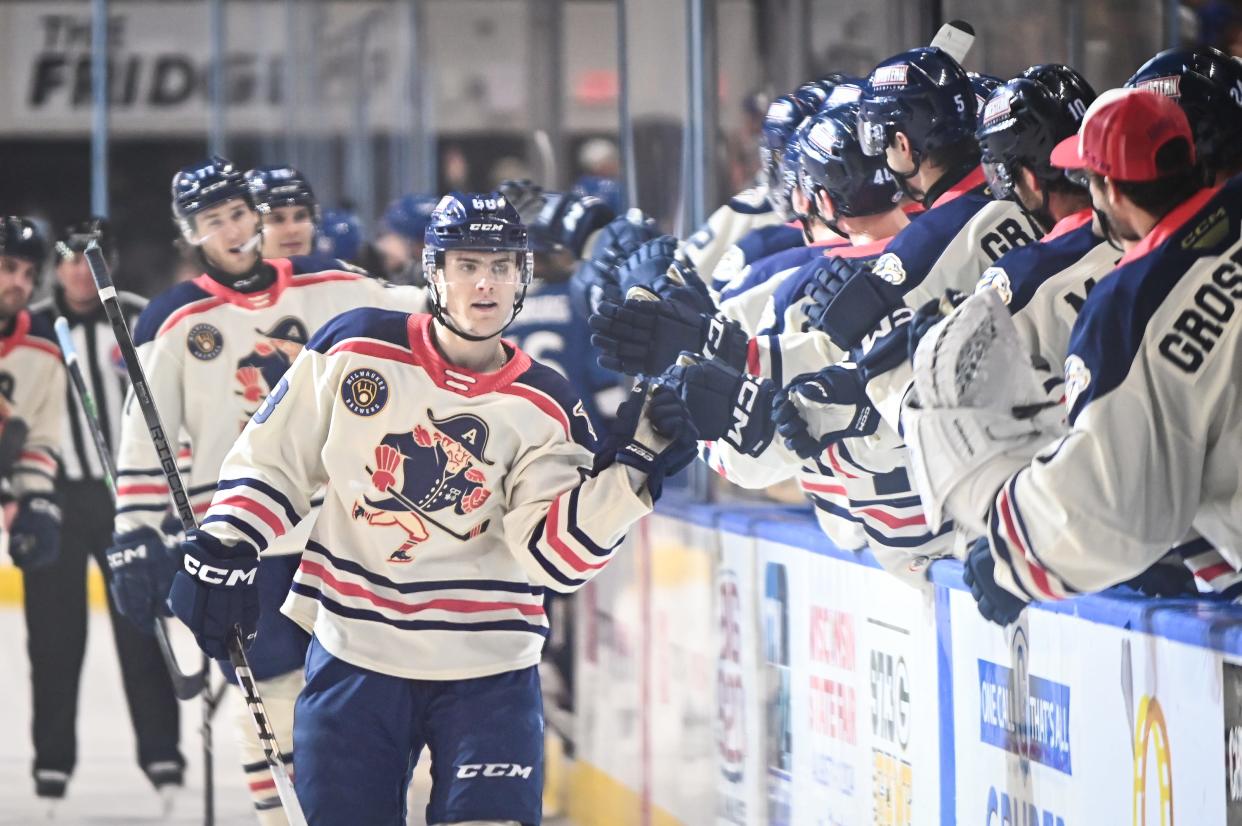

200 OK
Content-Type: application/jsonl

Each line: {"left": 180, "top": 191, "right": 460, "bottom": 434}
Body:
{"left": 455, "top": 763, "right": 533, "bottom": 780}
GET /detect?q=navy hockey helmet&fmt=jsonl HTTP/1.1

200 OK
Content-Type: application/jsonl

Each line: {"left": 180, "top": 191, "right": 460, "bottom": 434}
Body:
{"left": 760, "top": 93, "right": 820, "bottom": 202}
{"left": 171, "top": 155, "right": 253, "bottom": 231}
{"left": 317, "top": 208, "right": 363, "bottom": 261}
{"left": 383, "top": 193, "right": 440, "bottom": 242}
{"left": 0, "top": 216, "right": 48, "bottom": 268}
{"left": 246, "top": 166, "right": 320, "bottom": 223}
{"left": 976, "top": 78, "right": 1087, "bottom": 201}
{"left": 774, "top": 116, "right": 816, "bottom": 221}
{"left": 1020, "top": 63, "right": 1097, "bottom": 125}
{"left": 56, "top": 217, "right": 117, "bottom": 269}
{"left": 968, "top": 72, "right": 1004, "bottom": 110}
{"left": 1125, "top": 46, "right": 1242, "bottom": 178}
{"left": 422, "top": 192, "right": 533, "bottom": 342}
{"left": 857, "top": 47, "right": 978, "bottom": 159}
{"left": 799, "top": 102, "right": 900, "bottom": 219}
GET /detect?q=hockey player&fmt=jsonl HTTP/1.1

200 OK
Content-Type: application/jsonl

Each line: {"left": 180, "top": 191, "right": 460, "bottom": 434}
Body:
{"left": 26, "top": 219, "right": 185, "bottom": 804}
{"left": 906, "top": 90, "right": 1242, "bottom": 624}
{"left": 0, "top": 217, "right": 70, "bottom": 798}
{"left": 246, "top": 166, "right": 319, "bottom": 258}
{"left": 801, "top": 46, "right": 1044, "bottom": 367}
{"left": 102, "top": 156, "right": 424, "bottom": 821}
{"left": 1125, "top": 46, "right": 1242, "bottom": 185}
{"left": 165, "top": 192, "right": 696, "bottom": 825}
{"left": 375, "top": 192, "right": 440, "bottom": 285}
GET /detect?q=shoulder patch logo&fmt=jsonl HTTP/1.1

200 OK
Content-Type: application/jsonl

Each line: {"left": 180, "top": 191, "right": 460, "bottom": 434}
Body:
{"left": 1063, "top": 354, "right": 1091, "bottom": 410}
{"left": 341, "top": 368, "right": 389, "bottom": 416}
{"left": 187, "top": 323, "right": 223, "bottom": 361}
{"left": 872, "top": 252, "right": 907, "bottom": 285}
{"left": 976, "top": 267, "right": 1013, "bottom": 305}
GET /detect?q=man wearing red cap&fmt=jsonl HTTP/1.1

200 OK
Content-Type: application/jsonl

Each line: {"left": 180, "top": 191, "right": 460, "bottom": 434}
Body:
{"left": 902, "top": 88, "right": 1242, "bottom": 624}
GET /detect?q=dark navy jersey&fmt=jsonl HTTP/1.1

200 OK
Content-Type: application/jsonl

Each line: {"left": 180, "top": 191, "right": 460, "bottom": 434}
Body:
{"left": 504, "top": 279, "right": 625, "bottom": 430}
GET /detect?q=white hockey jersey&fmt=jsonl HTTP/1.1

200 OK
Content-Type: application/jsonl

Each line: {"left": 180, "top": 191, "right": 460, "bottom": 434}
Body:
{"left": 981, "top": 180, "right": 1242, "bottom": 601}
{"left": 199, "top": 310, "right": 654, "bottom": 680}
{"left": 679, "top": 185, "right": 786, "bottom": 282}
{"left": 113, "top": 255, "right": 425, "bottom": 548}
{"left": 0, "top": 311, "right": 66, "bottom": 498}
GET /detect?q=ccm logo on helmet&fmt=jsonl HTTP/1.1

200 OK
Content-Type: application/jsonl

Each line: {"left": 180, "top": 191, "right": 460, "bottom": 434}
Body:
{"left": 183, "top": 555, "right": 257, "bottom": 587}
{"left": 1158, "top": 246, "right": 1242, "bottom": 374}
{"left": 455, "top": 763, "right": 533, "bottom": 779}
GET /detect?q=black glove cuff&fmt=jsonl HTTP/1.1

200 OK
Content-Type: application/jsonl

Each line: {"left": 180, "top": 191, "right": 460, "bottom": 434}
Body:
{"left": 821, "top": 274, "right": 901, "bottom": 351}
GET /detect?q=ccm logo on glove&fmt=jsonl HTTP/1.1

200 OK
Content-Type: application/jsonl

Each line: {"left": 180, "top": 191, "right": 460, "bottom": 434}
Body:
{"left": 729, "top": 376, "right": 765, "bottom": 447}
{"left": 183, "top": 555, "right": 257, "bottom": 587}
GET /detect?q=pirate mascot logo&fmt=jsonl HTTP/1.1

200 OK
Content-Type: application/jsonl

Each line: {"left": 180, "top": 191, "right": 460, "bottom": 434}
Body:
{"left": 234, "top": 316, "right": 308, "bottom": 422}
{"left": 353, "top": 409, "right": 494, "bottom": 563}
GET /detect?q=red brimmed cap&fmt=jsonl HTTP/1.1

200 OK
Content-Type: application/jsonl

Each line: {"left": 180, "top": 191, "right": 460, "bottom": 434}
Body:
{"left": 1049, "top": 88, "right": 1195, "bottom": 181}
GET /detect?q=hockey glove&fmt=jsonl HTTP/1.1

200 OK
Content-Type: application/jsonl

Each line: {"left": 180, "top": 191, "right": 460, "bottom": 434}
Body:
{"left": 537, "top": 192, "right": 616, "bottom": 258}
{"left": 570, "top": 212, "right": 661, "bottom": 319}
{"left": 804, "top": 256, "right": 903, "bottom": 350}
{"left": 771, "top": 365, "right": 880, "bottom": 460}
{"left": 962, "top": 537, "right": 1028, "bottom": 626}
{"left": 589, "top": 289, "right": 749, "bottom": 377}
{"left": 661, "top": 353, "right": 776, "bottom": 456}
{"left": 168, "top": 530, "right": 260, "bottom": 660}
{"left": 105, "top": 526, "right": 179, "bottom": 632}
{"left": 1122, "top": 555, "right": 1199, "bottom": 598}
{"left": 615, "top": 235, "right": 680, "bottom": 297}
{"left": 496, "top": 178, "right": 548, "bottom": 224}
{"left": 599, "top": 382, "right": 698, "bottom": 501}
{"left": 8, "top": 493, "right": 61, "bottom": 571}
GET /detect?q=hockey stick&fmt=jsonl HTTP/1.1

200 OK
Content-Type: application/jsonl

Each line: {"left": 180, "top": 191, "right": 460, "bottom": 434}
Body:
{"left": 54, "top": 317, "right": 211, "bottom": 702}
{"left": 55, "top": 316, "right": 221, "bottom": 824}
{"left": 929, "top": 19, "right": 975, "bottom": 64}
{"left": 363, "top": 467, "right": 490, "bottom": 540}
{"left": 84, "top": 245, "right": 307, "bottom": 826}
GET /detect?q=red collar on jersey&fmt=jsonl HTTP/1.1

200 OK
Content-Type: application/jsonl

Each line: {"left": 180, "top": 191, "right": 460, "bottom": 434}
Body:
{"left": 0, "top": 310, "right": 56, "bottom": 360}
{"left": 824, "top": 234, "right": 897, "bottom": 260}
{"left": 192, "top": 258, "right": 296, "bottom": 309}
{"left": 929, "top": 166, "right": 988, "bottom": 209}
{"left": 1118, "top": 184, "right": 1223, "bottom": 266}
{"left": 406, "top": 313, "right": 532, "bottom": 396}
{"left": 1041, "top": 208, "right": 1094, "bottom": 243}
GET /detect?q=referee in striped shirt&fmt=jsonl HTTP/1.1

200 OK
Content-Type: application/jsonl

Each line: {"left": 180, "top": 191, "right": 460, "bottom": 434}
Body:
{"left": 26, "top": 219, "right": 183, "bottom": 802}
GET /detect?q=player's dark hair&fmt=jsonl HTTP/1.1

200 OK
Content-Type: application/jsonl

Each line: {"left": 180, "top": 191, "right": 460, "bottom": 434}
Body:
{"left": 1111, "top": 138, "right": 1202, "bottom": 219}
{"left": 924, "top": 136, "right": 981, "bottom": 176}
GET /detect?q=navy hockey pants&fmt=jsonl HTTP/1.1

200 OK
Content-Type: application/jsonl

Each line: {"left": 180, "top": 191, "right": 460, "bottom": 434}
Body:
{"left": 293, "top": 636, "right": 544, "bottom": 826}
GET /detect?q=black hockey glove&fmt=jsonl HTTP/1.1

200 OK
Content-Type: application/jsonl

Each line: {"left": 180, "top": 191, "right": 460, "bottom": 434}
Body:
{"left": 599, "top": 383, "right": 699, "bottom": 501}
{"left": 496, "top": 178, "right": 548, "bottom": 224}
{"left": 660, "top": 353, "right": 776, "bottom": 456}
{"left": 168, "top": 530, "right": 260, "bottom": 660}
{"left": 962, "top": 537, "right": 1029, "bottom": 626}
{"left": 771, "top": 365, "right": 880, "bottom": 460}
{"left": 589, "top": 293, "right": 748, "bottom": 377}
{"left": 804, "top": 256, "right": 903, "bottom": 350}
{"left": 615, "top": 235, "right": 680, "bottom": 297}
{"left": 570, "top": 212, "right": 662, "bottom": 319}
{"left": 1122, "top": 555, "right": 1199, "bottom": 598}
{"left": 9, "top": 493, "right": 62, "bottom": 572}
{"left": 105, "top": 526, "right": 179, "bottom": 632}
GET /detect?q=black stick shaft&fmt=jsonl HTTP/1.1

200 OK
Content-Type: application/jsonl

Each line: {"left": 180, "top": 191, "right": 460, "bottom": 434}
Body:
{"left": 84, "top": 243, "right": 306, "bottom": 826}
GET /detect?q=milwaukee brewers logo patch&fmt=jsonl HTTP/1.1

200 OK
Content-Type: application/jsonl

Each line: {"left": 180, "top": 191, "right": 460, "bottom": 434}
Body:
{"left": 873, "top": 252, "right": 907, "bottom": 285}
{"left": 976, "top": 266, "right": 1013, "bottom": 305}
{"left": 1063, "top": 354, "right": 1091, "bottom": 410}
{"left": 187, "top": 323, "right": 223, "bottom": 361}
{"left": 341, "top": 368, "right": 388, "bottom": 416}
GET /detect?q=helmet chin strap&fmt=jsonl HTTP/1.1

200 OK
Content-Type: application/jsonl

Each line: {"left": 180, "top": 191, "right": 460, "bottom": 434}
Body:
{"left": 428, "top": 281, "right": 529, "bottom": 343}
{"left": 888, "top": 148, "right": 926, "bottom": 204}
